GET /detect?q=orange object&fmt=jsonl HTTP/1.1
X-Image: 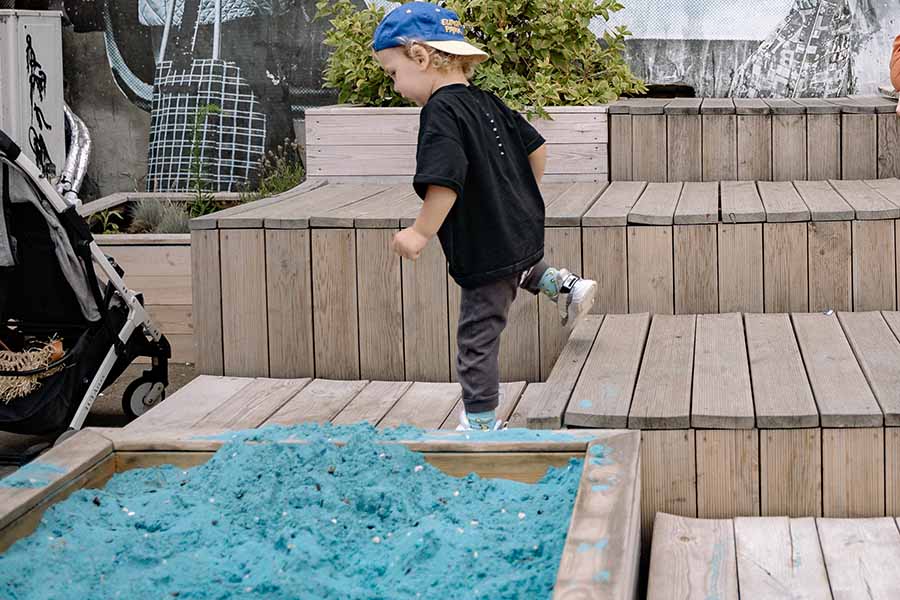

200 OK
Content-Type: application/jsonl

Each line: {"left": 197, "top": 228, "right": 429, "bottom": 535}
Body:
{"left": 49, "top": 339, "right": 64, "bottom": 361}
{"left": 892, "top": 34, "right": 900, "bottom": 91}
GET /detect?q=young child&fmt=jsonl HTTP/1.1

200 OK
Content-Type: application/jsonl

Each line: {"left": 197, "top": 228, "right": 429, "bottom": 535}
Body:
{"left": 373, "top": 1, "right": 597, "bottom": 431}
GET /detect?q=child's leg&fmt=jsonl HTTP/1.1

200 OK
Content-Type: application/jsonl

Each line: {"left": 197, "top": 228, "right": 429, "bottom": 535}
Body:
{"left": 520, "top": 260, "right": 598, "bottom": 327}
{"left": 455, "top": 276, "right": 518, "bottom": 430}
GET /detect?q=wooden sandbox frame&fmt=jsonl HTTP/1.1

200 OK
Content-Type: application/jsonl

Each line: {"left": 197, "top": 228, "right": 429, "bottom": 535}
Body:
{"left": 0, "top": 428, "right": 641, "bottom": 599}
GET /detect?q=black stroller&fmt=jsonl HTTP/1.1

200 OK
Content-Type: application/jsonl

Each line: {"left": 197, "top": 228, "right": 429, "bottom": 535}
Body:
{"left": 0, "top": 129, "right": 170, "bottom": 458}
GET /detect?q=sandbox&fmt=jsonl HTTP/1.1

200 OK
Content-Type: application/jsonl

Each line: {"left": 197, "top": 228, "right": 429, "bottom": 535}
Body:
{"left": 0, "top": 425, "right": 640, "bottom": 599}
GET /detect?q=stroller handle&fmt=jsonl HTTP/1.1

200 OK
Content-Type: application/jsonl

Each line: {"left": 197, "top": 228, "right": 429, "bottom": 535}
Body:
{"left": 0, "top": 129, "right": 21, "bottom": 161}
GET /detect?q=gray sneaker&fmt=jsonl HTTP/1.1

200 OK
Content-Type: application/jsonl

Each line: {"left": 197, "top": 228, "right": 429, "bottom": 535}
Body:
{"left": 550, "top": 269, "right": 597, "bottom": 327}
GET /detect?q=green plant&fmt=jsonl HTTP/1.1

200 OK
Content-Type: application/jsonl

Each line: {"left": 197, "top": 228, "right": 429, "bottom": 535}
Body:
{"left": 188, "top": 103, "right": 223, "bottom": 219}
{"left": 128, "top": 199, "right": 190, "bottom": 234}
{"left": 316, "top": 0, "right": 646, "bottom": 116}
{"left": 88, "top": 208, "right": 124, "bottom": 234}
{"left": 240, "top": 138, "right": 306, "bottom": 203}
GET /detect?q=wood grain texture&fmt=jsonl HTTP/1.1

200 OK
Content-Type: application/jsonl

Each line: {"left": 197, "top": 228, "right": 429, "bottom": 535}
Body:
{"left": 764, "top": 223, "right": 809, "bottom": 313}
{"left": 822, "top": 428, "right": 885, "bottom": 517}
{"left": 632, "top": 114, "right": 667, "bottom": 182}
{"left": 265, "top": 230, "right": 314, "bottom": 378}
{"left": 627, "top": 226, "right": 674, "bottom": 314}
{"left": 691, "top": 314, "right": 753, "bottom": 428}
{"left": 311, "top": 229, "right": 360, "bottom": 379}
{"left": 674, "top": 224, "right": 718, "bottom": 314}
{"left": 639, "top": 431, "right": 697, "bottom": 545}
{"left": 628, "top": 182, "right": 682, "bottom": 225}
{"left": 267, "top": 379, "right": 368, "bottom": 426}
{"left": 356, "top": 229, "right": 404, "bottom": 380}
{"left": 610, "top": 114, "right": 633, "bottom": 181}
{"left": 818, "top": 517, "right": 900, "bottom": 599}
{"left": 720, "top": 180, "right": 765, "bottom": 223}
{"left": 772, "top": 114, "right": 808, "bottom": 181}
{"left": 674, "top": 181, "right": 718, "bottom": 224}
{"left": 696, "top": 430, "right": 760, "bottom": 519}
{"left": 581, "top": 181, "right": 646, "bottom": 226}
{"left": 837, "top": 311, "right": 900, "bottom": 424}
{"left": 582, "top": 226, "right": 628, "bottom": 314}
{"left": 760, "top": 430, "right": 822, "bottom": 518}
{"left": 757, "top": 181, "right": 810, "bottom": 222}
{"left": 193, "top": 378, "right": 310, "bottom": 429}
{"left": 852, "top": 220, "right": 897, "bottom": 311}
{"left": 402, "top": 238, "right": 449, "bottom": 381}
{"left": 667, "top": 114, "right": 702, "bottom": 182}
{"left": 806, "top": 114, "right": 841, "bottom": 180}
{"left": 841, "top": 114, "right": 878, "bottom": 180}
{"left": 794, "top": 179, "right": 854, "bottom": 221}
{"left": 190, "top": 229, "right": 223, "bottom": 375}
{"left": 718, "top": 224, "right": 764, "bottom": 313}
{"left": 737, "top": 115, "right": 773, "bottom": 181}
{"left": 702, "top": 114, "right": 737, "bottom": 181}
{"left": 807, "top": 221, "right": 852, "bottom": 312}
{"left": 219, "top": 229, "right": 268, "bottom": 377}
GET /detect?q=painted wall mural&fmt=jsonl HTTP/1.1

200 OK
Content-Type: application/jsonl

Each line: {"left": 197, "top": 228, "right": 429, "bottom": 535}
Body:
{"left": 603, "top": 0, "right": 900, "bottom": 97}
{"left": 63, "top": 0, "right": 344, "bottom": 192}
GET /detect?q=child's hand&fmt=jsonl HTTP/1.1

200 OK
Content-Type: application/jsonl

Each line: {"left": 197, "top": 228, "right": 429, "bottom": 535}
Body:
{"left": 392, "top": 227, "right": 429, "bottom": 260}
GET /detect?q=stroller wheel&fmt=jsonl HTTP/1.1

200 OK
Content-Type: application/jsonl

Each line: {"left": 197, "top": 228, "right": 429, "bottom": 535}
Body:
{"left": 122, "top": 377, "right": 166, "bottom": 420}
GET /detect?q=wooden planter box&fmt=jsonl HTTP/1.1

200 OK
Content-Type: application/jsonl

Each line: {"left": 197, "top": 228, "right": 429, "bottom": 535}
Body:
{"left": 0, "top": 427, "right": 641, "bottom": 599}
{"left": 609, "top": 95, "right": 900, "bottom": 182}
{"left": 80, "top": 192, "right": 241, "bottom": 364}
{"left": 304, "top": 104, "right": 609, "bottom": 184}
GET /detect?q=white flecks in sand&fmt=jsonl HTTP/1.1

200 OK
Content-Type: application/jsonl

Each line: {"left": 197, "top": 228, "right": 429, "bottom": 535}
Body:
{"left": 372, "top": 536, "right": 382, "bottom": 544}
{"left": 518, "top": 512, "right": 526, "bottom": 520}
{"left": 414, "top": 465, "right": 424, "bottom": 472}
{"left": 453, "top": 490, "right": 460, "bottom": 497}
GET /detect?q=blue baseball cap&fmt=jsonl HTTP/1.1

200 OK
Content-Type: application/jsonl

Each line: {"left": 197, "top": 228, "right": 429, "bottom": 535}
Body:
{"left": 372, "top": 2, "right": 488, "bottom": 62}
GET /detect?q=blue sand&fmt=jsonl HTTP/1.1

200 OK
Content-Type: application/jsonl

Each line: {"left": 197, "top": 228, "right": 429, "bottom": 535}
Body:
{"left": 1, "top": 463, "right": 66, "bottom": 488}
{"left": 1, "top": 423, "right": 582, "bottom": 599}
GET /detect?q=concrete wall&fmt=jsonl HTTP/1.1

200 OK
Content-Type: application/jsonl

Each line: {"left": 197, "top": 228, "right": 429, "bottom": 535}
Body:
{"left": 62, "top": 28, "right": 150, "bottom": 199}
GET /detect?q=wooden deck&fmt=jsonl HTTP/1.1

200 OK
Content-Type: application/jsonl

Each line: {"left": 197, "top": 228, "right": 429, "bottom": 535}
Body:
{"left": 192, "top": 178, "right": 900, "bottom": 381}
{"left": 648, "top": 512, "right": 900, "bottom": 599}
{"left": 609, "top": 95, "right": 900, "bottom": 182}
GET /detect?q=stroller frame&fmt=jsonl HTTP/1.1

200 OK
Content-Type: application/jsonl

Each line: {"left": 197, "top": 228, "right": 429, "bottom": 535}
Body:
{"left": 1, "top": 129, "right": 169, "bottom": 439}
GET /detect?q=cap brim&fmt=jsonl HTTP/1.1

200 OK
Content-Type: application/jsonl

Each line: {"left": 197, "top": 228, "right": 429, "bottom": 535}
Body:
{"left": 422, "top": 40, "right": 489, "bottom": 62}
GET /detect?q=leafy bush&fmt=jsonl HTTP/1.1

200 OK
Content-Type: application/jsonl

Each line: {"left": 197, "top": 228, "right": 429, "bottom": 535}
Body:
{"left": 316, "top": 0, "right": 645, "bottom": 115}
{"left": 88, "top": 208, "right": 124, "bottom": 234}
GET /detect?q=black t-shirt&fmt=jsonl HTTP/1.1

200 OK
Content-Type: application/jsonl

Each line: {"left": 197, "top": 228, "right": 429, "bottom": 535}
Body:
{"left": 413, "top": 84, "right": 546, "bottom": 289}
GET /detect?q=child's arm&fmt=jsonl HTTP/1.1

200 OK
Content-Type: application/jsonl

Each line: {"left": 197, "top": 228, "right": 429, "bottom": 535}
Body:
{"left": 392, "top": 184, "right": 457, "bottom": 260}
{"left": 529, "top": 144, "right": 547, "bottom": 184}
{"left": 892, "top": 34, "right": 900, "bottom": 115}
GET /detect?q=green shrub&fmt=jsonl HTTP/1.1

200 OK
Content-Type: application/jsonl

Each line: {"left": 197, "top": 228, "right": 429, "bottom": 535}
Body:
{"left": 240, "top": 138, "right": 306, "bottom": 203}
{"left": 128, "top": 199, "right": 191, "bottom": 234}
{"left": 316, "top": 0, "right": 645, "bottom": 116}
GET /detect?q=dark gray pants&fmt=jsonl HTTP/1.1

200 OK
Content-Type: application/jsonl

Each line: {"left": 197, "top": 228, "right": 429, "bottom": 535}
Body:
{"left": 457, "top": 260, "right": 548, "bottom": 413}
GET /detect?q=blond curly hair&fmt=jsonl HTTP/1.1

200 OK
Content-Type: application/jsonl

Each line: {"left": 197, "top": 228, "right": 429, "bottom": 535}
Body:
{"left": 402, "top": 40, "right": 481, "bottom": 80}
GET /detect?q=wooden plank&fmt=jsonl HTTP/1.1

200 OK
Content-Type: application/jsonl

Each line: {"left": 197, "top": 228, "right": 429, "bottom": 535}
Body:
{"left": 664, "top": 97, "right": 702, "bottom": 115}
{"left": 762, "top": 98, "right": 806, "bottom": 115}
{"left": 639, "top": 431, "right": 697, "bottom": 545}
{"left": 583, "top": 227, "right": 628, "bottom": 314}
{"left": 734, "top": 98, "right": 771, "bottom": 115}
{"left": 627, "top": 226, "right": 674, "bottom": 314}
{"left": 193, "top": 378, "right": 311, "bottom": 429}
{"left": 737, "top": 115, "right": 773, "bottom": 180}
{"left": 544, "top": 182, "right": 607, "bottom": 226}
{"left": 356, "top": 229, "right": 404, "bottom": 380}
{"left": 760, "top": 430, "right": 822, "bottom": 517}
{"left": 807, "top": 221, "right": 852, "bottom": 313}
{"left": 700, "top": 98, "right": 736, "bottom": 115}
{"left": 744, "top": 313, "right": 818, "bottom": 428}
{"left": 526, "top": 315, "right": 603, "bottom": 429}
{"left": 265, "top": 229, "right": 315, "bottom": 378}
{"left": 628, "top": 98, "right": 670, "bottom": 115}
{"left": 507, "top": 382, "right": 545, "bottom": 428}
{"left": 554, "top": 432, "right": 642, "bottom": 600}
{"left": 425, "top": 452, "right": 579, "bottom": 483}
{"left": 718, "top": 224, "right": 764, "bottom": 313}
{"left": 720, "top": 180, "right": 765, "bottom": 223}
{"left": 378, "top": 382, "right": 461, "bottom": 430}
{"left": 190, "top": 229, "right": 223, "bottom": 375}
{"left": 632, "top": 114, "right": 667, "bottom": 182}
{"left": 830, "top": 179, "right": 900, "bottom": 219}
{"left": 674, "top": 224, "right": 718, "bottom": 314}
{"left": 319, "top": 185, "right": 418, "bottom": 229}
{"left": 666, "top": 113, "right": 702, "bottom": 182}
{"left": 331, "top": 381, "right": 413, "bottom": 426}
{"left": 853, "top": 220, "right": 897, "bottom": 310}
{"left": 793, "top": 313, "right": 883, "bottom": 427}
{"left": 102, "top": 244, "right": 190, "bottom": 278}
{"left": 841, "top": 114, "right": 878, "bottom": 180}
{"left": 312, "top": 229, "right": 360, "bottom": 379}
{"left": 231, "top": 184, "right": 386, "bottom": 229}
{"left": 819, "top": 517, "right": 900, "bottom": 599}
{"left": 772, "top": 114, "right": 808, "bottom": 181}
{"left": 403, "top": 238, "right": 450, "bottom": 381}
{"left": 266, "top": 379, "right": 368, "bottom": 425}
{"left": 691, "top": 314, "right": 753, "bottom": 428}
{"left": 191, "top": 180, "right": 325, "bottom": 229}
{"left": 806, "top": 113, "right": 842, "bottom": 180}
{"left": 609, "top": 114, "right": 633, "bottom": 181}
{"left": 219, "top": 229, "right": 268, "bottom": 377}
{"left": 865, "top": 178, "right": 900, "bottom": 209}
{"left": 565, "top": 313, "right": 650, "bottom": 428}
{"left": 696, "top": 430, "right": 760, "bottom": 518}
{"left": 764, "top": 223, "right": 809, "bottom": 313}
{"left": 887, "top": 429, "right": 900, "bottom": 516}
{"left": 793, "top": 179, "right": 854, "bottom": 221}
{"left": 581, "top": 181, "right": 645, "bottom": 226}
{"left": 540, "top": 227, "right": 583, "bottom": 378}
{"left": 734, "top": 517, "right": 831, "bottom": 598}
{"left": 794, "top": 97, "right": 841, "bottom": 114}
{"left": 0, "top": 430, "right": 112, "bottom": 532}
{"left": 646, "top": 513, "right": 738, "bottom": 600}
{"left": 440, "top": 381, "right": 528, "bottom": 430}
{"left": 674, "top": 181, "right": 718, "bottom": 224}
{"left": 838, "top": 311, "right": 900, "bottom": 424}
{"left": 628, "top": 314, "right": 695, "bottom": 429}
{"left": 757, "top": 181, "right": 810, "bottom": 222}
{"left": 627, "top": 182, "right": 682, "bottom": 225}
{"left": 878, "top": 114, "right": 900, "bottom": 178}
{"left": 702, "top": 114, "right": 737, "bottom": 181}
{"left": 125, "top": 375, "right": 255, "bottom": 433}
